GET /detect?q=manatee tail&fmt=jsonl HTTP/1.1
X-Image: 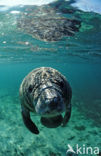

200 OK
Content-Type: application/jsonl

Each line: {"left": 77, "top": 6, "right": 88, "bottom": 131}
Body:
{"left": 21, "top": 106, "right": 39, "bottom": 134}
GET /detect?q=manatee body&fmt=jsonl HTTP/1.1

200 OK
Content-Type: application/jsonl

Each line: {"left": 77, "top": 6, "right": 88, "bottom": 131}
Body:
{"left": 19, "top": 67, "right": 72, "bottom": 134}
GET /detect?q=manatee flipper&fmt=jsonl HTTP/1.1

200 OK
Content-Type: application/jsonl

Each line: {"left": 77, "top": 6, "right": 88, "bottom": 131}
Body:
{"left": 21, "top": 105, "right": 39, "bottom": 134}
{"left": 62, "top": 103, "right": 71, "bottom": 127}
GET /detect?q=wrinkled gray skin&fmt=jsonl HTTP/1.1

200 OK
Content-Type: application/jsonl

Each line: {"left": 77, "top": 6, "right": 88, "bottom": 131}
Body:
{"left": 19, "top": 67, "right": 72, "bottom": 134}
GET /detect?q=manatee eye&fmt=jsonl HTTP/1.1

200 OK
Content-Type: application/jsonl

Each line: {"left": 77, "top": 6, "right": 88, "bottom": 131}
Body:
{"left": 28, "top": 85, "right": 33, "bottom": 93}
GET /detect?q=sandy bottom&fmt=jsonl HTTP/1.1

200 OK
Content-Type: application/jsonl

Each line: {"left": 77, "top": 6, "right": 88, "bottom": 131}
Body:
{"left": 0, "top": 90, "right": 101, "bottom": 156}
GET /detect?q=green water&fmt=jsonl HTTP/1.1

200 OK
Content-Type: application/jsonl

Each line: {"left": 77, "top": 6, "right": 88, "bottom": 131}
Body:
{"left": 0, "top": 2, "right": 101, "bottom": 156}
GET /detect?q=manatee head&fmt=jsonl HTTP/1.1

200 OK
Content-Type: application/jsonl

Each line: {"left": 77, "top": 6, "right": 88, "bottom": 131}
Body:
{"left": 35, "top": 87, "right": 65, "bottom": 117}
{"left": 34, "top": 85, "right": 66, "bottom": 128}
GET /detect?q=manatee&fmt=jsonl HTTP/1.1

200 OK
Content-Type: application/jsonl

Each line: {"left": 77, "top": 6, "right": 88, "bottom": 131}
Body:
{"left": 19, "top": 67, "right": 72, "bottom": 134}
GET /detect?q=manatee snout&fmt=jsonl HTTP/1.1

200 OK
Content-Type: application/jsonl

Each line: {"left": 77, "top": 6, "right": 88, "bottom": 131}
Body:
{"left": 35, "top": 87, "right": 65, "bottom": 116}
{"left": 48, "top": 96, "right": 63, "bottom": 111}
